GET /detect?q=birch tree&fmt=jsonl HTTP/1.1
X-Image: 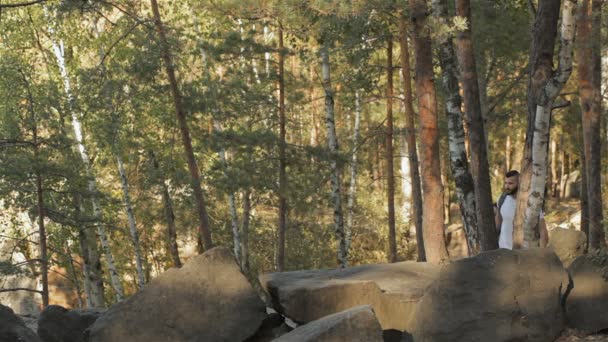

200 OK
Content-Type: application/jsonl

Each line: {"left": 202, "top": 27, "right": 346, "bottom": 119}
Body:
{"left": 116, "top": 156, "right": 145, "bottom": 289}
{"left": 346, "top": 90, "right": 362, "bottom": 258}
{"left": 432, "top": 0, "right": 480, "bottom": 255}
{"left": 49, "top": 24, "right": 124, "bottom": 302}
{"left": 516, "top": 0, "right": 577, "bottom": 247}
{"left": 320, "top": 43, "right": 347, "bottom": 267}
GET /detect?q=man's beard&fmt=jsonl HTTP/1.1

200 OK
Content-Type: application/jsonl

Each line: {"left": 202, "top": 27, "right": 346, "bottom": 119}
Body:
{"left": 506, "top": 187, "right": 518, "bottom": 195}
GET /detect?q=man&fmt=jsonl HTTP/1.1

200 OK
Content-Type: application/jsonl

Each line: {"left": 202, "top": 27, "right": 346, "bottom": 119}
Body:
{"left": 494, "top": 170, "right": 548, "bottom": 249}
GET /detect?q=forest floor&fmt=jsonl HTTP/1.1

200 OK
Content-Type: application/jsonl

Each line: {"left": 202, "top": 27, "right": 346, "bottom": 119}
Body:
{"left": 556, "top": 329, "right": 608, "bottom": 341}
{"left": 544, "top": 198, "right": 582, "bottom": 230}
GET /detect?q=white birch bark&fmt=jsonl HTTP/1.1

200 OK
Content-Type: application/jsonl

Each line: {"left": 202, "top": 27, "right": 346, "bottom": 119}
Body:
{"left": 345, "top": 90, "right": 362, "bottom": 256}
{"left": 523, "top": 0, "right": 577, "bottom": 246}
{"left": 320, "top": 44, "right": 347, "bottom": 267}
{"left": 50, "top": 34, "right": 124, "bottom": 302}
{"left": 116, "top": 156, "right": 146, "bottom": 290}
{"left": 214, "top": 122, "right": 241, "bottom": 264}
{"left": 432, "top": 0, "right": 480, "bottom": 255}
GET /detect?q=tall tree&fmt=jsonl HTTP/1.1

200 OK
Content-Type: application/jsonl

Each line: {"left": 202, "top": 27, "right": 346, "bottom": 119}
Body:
{"left": 320, "top": 42, "right": 347, "bottom": 267}
{"left": 116, "top": 156, "right": 146, "bottom": 289}
{"left": 577, "top": 0, "right": 605, "bottom": 250}
{"left": 386, "top": 38, "right": 397, "bottom": 263}
{"left": 514, "top": 0, "right": 578, "bottom": 247}
{"left": 398, "top": 13, "right": 425, "bottom": 261}
{"left": 48, "top": 25, "right": 124, "bottom": 302}
{"left": 409, "top": 0, "right": 449, "bottom": 264}
{"left": 149, "top": 151, "right": 181, "bottom": 268}
{"left": 454, "top": 0, "right": 498, "bottom": 251}
{"left": 277, "top": 25, "right": 288, "bottom": 271}
{"left": 150, "top": 0, "right": 213, "bottom": 251}
{"left": 432, "top": 0, "right": 480, "bottom": 255}
{"left": 346, "top": 90, "right": 362, "bottom": 258}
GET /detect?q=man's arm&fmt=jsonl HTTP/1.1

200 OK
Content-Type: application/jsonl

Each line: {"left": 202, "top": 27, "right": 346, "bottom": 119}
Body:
{"left": 494, "top": 204, "right": 502, "bottom": 235}
{"left": 539, "top": 218, "right": 548, "bottom": 248}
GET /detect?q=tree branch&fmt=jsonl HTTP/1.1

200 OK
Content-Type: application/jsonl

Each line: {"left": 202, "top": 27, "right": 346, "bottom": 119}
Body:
{"left": 0, "top": 0, "right": 45, "bottom": 8}
{"left": 0, "top": 288, "right": 43, "bottom": 294}
{"left": 552, "top": 98, "right": 570, "bottom": 110}
{"left": 527, "top": 0, "right": 537, "bottom": 18}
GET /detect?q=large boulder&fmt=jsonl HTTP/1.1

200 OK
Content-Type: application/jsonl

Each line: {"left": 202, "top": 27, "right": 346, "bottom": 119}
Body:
{"left": 566, "top": 250, "right": 608, "bottom": 333}
{"left": 548, "top": 228, "right": 587, "bottom": 267}
{"left": 411, "top": 248, "right": 570, "bottom": 342}
{"left": 260, "top": 261, "right": 440, "bottom": 331}
{"left": 272, "top": 305, "right": 383, "bottom": 342}
{"left": 88, "top": 247, "right": 266, "bottom": 342}
{"left": 0, "top": 304, "right": 41, "bottom": 342}
{"left": 37, "top": 305, "right": 103, "bottom": 342}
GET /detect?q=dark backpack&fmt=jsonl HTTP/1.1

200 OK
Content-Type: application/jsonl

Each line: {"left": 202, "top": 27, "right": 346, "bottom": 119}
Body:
{"left": 497, "top": 192, "right": 508, "bottom": 212}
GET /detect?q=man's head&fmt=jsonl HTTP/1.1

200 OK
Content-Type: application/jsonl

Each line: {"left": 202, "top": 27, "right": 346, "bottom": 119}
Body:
{"left": 504, "top": 170, "right": 519, "bottom": 195}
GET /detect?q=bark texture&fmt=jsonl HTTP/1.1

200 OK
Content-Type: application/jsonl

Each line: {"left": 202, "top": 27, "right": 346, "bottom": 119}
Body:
{"left": 409, "top": 0, "right": 449, "bottom": 264}
{"left": 454, "top": 0, "right": 498, "bottom": 251}
{"left": 514, "top": 0, "right": 562, "bottom": 248}
{"left": 150, "top": 0, "right": 213, "bottom": 251}
{"left": 386, "top": 39, "right": 397, "bottom": 263}
{"left": 521, "top": 0, "right": 577, "bottom": 247}
{"left": 433, "top": 0, "right": 480, "bottom": 256}
{"left": 320, "top": 44, "right": 347, "bottom": 267}
{"left": 577, "top": 0, "right": 605, "bottom": 250}
{"left": 398, "top": 14, "right": 426, "bottom": 261}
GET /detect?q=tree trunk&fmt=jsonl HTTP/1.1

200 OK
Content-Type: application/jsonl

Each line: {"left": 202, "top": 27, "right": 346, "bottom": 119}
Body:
{"left": 409, "top": 0, "right": 449, "bottom": 264}
{"left": 454, "top": 0, "right": 498, "bottom": 251}
{"left": 75, "top": 195, "right": 105, "bottom": 308}
{"left": 320, "top": 43, "right": 347, "bottom": 267}
{"left": 580, "top": 145, "right": 590, "bottom": 251}
{"left": 432, "top": 0, "right": 480, "bottom": 255}
{"left": 346, "top": 90, "right": 362, "bottom": 256}
{"left": 150, "top": 0, "right": 213, "bottom": 251}
{"left": 116, "top": 156, "right": 146, "bottom": 290}
{"left": 506, "top": 118, "right": 513, "bottom": 172}
{"left": 398, "top": 13, "right": 425, "bottom": 261}
{"left": 149, "top": 151, "right": 181, "bottom": 268}
{"left": 560, "top": 151, "right": 570, "bottom": 199}
{"left": 513, "top": 0, "right": 562, "bottom": 248}
{"left": 35, "top": 163, "right": 49, "bottom": 307}
{"left": 386, "top": 38, "right": 397, "bottom": 263}
{"left": 521, "top": 0, "right": 577, "bottom": 247}
{"left": 277, "top": 26, "right": 288, "bottom": 271}
{"left": 213, "top": 122, "right": 242, "bottom": 264}
{"left": 577, "top": 0, "right": 605, "bottom": 250}
{"left": 241, "top": 190, "right": 251, "bottom": 273}
{"left": 550, "top": 139, "right": 558, "bottom": 197}
{"left": 49, "top": 35, "right": 124, "bottom": 302}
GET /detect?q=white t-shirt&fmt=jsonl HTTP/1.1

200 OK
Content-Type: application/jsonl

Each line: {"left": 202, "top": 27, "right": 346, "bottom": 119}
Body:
{"left": 499, "top": 195, "right": 517, "bottom": 249}
{"left": 498, "top": 194, "right": 544, "bottom": 249}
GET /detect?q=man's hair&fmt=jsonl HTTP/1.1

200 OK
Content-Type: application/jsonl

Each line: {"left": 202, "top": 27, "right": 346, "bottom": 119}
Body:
{"left": 505, "top": 170, "right": 519, "bottom": 178}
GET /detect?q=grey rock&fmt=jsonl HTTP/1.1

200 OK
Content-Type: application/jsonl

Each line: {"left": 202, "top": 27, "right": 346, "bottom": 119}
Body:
{"left": 260, "top": 261, "right": 440, "bottom": 331}
{"left": 272, "top": 305, "right": 382, "bottom": 342}
{"left": 548, "top": 228, "right": 587, "bottom": 267}
{"left": 88, "top": 247, "right": 266, "bottom": 342}
{"left": 37, "top": 305, "right": 103, "bottom": 342}
{"left": 411, "top": 248, "right": 570, "bottom": 342}
{"left": 0, "top": 304, "right": 41, "bottom": 342}
{"left": 566, "top": 250, "right": 608, "bottom": 334}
